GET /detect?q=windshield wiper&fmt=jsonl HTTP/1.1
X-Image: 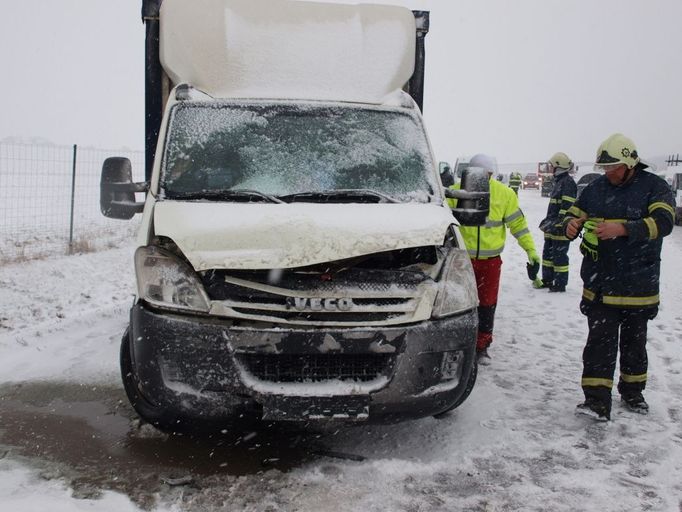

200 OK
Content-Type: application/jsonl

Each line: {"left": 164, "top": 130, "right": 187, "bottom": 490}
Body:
{"left": 279, "top": 189, "right": 398, "bottom": 203}
{"left": 170, "top": 189, "right": 284, "bottom": 203}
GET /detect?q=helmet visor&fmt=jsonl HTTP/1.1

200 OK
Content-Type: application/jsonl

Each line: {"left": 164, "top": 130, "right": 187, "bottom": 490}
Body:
{"left": 594, "top": 162, "right": 625, "bottom": 173}
{"left": 549, "top": 162, "right": 571, "bottom": 174}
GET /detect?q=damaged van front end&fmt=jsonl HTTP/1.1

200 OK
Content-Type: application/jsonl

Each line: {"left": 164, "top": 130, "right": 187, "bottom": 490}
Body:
{"left": 125, "top": 198, "right": 480, "bottom": 428}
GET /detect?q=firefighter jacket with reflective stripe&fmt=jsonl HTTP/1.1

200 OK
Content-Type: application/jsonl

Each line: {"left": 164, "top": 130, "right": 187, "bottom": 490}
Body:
{"left": 563, "top": 170, "right": 675, "bottom": 308}
{"left": 509, "top": 173, "right": 522, "bottom": 189}
{"left": 449, "top": 177, "right": 536, "bottom": 259}
{"left": 539, "top": 172, "right": 577, "bottom": 240}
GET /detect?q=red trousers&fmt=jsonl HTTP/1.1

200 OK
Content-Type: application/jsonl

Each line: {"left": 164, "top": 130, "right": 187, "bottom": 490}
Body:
{"left": 470, "top": 257, "right": 502, "bottom": 351}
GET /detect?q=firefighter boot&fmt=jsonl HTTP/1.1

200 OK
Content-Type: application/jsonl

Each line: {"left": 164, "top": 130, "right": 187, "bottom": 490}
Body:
{"left": 476, "top": 348, "right": 492, "bottom": 366}
{"left": 621, "top": 393, "right": 649, "bottom": 414}
{"left": 575, "top": 398, "right": 611, "bottom": 421}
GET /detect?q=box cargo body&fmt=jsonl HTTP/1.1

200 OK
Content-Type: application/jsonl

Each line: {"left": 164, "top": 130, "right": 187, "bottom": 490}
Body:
{"left": 103, "top": 0, "right": 485, "bottom": 432}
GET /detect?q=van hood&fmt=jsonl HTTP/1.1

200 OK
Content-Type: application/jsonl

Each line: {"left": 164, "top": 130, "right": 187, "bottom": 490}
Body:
{"left": 153, "top": 201, "right": 453, "bottom": 270}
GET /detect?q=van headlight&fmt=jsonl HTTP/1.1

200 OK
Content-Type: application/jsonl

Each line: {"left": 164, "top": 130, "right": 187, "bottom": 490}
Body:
{"left": 432, "top": 248, "right": 479, "bottom": 318}
{"left": 135, "top": 246, "right": 210, "bottom": 313}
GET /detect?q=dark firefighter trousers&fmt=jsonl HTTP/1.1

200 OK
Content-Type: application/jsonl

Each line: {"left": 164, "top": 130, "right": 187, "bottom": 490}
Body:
{"left": 580, "top": 301, "right": 656, "bottom": 410}
{"left": 541, "top": 236, "right": 570, "bottom": 288}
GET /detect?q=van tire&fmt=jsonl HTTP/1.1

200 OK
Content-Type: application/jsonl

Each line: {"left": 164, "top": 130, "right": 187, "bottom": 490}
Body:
{"left": 120, "top": 327, "right": 193, "bottom": 435}
{"left": 433, "top": 358, "right": 478, "bottom": 418}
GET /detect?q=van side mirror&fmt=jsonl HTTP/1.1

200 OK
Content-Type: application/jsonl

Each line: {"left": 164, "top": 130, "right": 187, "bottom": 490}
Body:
{"left": 100, "top": 157, "right": 148, "bottom": 219}
{"left": 444, "top": 166, "right": 490, "bottom": 226}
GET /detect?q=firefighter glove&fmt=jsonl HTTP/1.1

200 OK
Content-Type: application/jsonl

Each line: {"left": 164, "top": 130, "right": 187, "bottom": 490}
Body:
{"left": 526, "top": 250, "right": 540, "bottom": 281}
{"left": 527, "top": 261, "right": 540, "bottom": 281}
{"left": 581, "top": 220, "right": 599, "bottom": 261}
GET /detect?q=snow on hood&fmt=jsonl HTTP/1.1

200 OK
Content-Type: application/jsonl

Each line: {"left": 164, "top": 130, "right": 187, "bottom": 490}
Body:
{"left": 153, "top": 202, "right": 453, "bottom": 270}
{"left": 159, "top": 0, "right": 415, "bottom": 103}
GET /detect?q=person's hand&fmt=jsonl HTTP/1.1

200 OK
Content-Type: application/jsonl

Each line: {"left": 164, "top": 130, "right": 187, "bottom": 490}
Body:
{"left": 526, "top": 250, "right": 540, "bottom": 281}
{"left": 594, "top": 222, "right": 627, "bottom": 239}
{"left": 566, "top": 216, "right": 586, "bottom": 239}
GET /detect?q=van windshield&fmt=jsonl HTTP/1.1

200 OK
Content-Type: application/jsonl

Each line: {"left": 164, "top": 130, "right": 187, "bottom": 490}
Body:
{"left": 161, "top": 102, "right": 436, "bottom": 203}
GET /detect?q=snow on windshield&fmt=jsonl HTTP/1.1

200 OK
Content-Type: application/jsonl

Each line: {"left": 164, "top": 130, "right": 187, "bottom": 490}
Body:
{"left": 161, "top": 102, "right": 436, "bottom": 202}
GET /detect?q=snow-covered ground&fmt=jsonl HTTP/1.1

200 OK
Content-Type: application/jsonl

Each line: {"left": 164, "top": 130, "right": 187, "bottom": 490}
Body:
{"left": 1, "top": 189, "right": 681, "bottom": 511}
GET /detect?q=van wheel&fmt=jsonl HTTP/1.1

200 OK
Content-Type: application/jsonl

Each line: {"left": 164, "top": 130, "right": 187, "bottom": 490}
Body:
{"left": 433, "top": 358, "right": 478, "bottom": 418}
{"left": 120, "top": 327, "right": 193, "bottom": 434}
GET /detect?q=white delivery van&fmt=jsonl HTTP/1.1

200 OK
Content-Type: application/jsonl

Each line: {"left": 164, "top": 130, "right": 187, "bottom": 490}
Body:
{"left": 100, "top": 0, "right": 489, "bottom": 433}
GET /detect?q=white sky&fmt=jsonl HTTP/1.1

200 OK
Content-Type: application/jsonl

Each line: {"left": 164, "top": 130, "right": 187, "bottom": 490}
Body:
{"left": 1, "top": 0, "right": 681, "bottom": 164}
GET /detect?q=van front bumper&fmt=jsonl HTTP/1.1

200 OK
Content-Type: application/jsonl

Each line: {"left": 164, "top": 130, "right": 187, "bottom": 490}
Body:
{"left": 128, "top": 302, "right": 477, "bottom": 423}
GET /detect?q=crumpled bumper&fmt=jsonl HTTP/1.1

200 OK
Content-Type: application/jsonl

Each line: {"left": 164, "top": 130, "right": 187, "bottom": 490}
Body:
{"left": 128, "top": 302, "right": 477, "bottom": 423}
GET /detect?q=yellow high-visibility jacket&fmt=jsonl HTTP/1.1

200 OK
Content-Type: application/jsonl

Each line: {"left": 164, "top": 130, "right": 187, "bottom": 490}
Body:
{"left": 448, "top": 178, "right": 536, "bottom": 259}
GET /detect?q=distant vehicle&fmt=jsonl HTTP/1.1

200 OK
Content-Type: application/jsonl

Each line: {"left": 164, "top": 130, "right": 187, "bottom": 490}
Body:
{"left": 537, "top": 162, "right": 553, "bottom": 196}
{"left": 671, "top": 172, "right": 682, "bottom": 226}
{"left": 653, "top": 166, "right": 677, "bottom": 190}
{"left": 576, "top": 172, "right": 601, "bottom": 198}
{"left": 522, "top": 173, "right": 540, "bottom": 189}
{"left": 453, "top": 156, "right": 500, "bottom": 180}
{"left": 453, "top": 157, "right": 470, "bottom": 178}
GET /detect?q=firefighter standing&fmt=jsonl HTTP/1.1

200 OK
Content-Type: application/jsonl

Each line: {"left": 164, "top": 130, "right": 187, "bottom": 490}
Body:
{"left": 449, "top": 154, "right": 540, "bottom": 364}
{"left": 509, "top": 172, "right": 522, "bottom": 195}
{"left": 564, "top": 134, "right": 675, "bottom": 421}
{"left": 535, "top": 152, "right": 577, "bottom": 292}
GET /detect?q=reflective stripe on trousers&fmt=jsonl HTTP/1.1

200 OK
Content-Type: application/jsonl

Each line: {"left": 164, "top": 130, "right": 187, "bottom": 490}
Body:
{"left": 541, "top": 238, "right": 570, "bottom": 287}
{"left": 581, "top": 302, "right": 650, "bottom": 404}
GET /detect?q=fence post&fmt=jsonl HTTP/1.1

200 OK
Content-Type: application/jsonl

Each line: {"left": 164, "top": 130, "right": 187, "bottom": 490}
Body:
{"left": 69, "top": 144, "right": 77, "bottom": 251}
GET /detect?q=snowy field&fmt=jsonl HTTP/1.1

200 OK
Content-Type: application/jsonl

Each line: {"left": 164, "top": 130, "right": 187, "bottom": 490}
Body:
{"left": 1, "top": 188, "right": 681, "bottom": 511}
{"left": 0, "top": 142, "right": 144, "bottom": 262}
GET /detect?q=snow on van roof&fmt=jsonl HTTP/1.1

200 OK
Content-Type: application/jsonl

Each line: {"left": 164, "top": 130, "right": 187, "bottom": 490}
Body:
{"left": 160, "top": 0, "right": 416, "bottom": 104}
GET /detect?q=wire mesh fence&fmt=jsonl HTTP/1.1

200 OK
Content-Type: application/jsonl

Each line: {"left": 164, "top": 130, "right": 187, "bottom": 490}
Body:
{"left": 0, "top": 142, "right": 144, "bottom": 263}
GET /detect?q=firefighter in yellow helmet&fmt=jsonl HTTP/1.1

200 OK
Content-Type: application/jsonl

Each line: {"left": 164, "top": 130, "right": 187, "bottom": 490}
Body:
{"left": 448, "top": 153, "right": 540, "bottom": 364}
{"left": 563, "top": 134, "right": 675, "bottom": 420}
{"left": 535, "top": 152, "right": 577, "bottom": 292}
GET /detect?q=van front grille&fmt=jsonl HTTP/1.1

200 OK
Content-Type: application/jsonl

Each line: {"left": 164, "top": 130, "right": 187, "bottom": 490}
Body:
{"left": 237, "top": 353, "right": 393, "bottom": 383}
{"left": 231, "top": 308, "right": 405, "bottom": 323}
{"left": 201, "top": 268, "right": 434, "bottom": 326}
